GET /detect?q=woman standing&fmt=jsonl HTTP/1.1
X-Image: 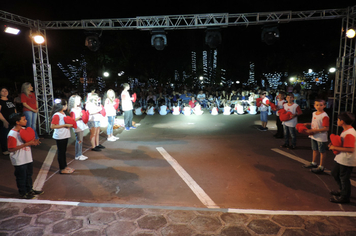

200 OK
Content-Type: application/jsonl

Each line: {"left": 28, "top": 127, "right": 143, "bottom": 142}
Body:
{"left": 21, "top": 83, "right": 39, "bottom": 139}
{"left": 0, "top": 87, "right": 17, "bottom": 155}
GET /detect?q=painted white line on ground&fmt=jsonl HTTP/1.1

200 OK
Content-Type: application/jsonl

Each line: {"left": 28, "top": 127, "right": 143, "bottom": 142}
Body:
{"left": 0, "top": 198, "right": 355, "bottom": 217}
{"left": 271, "top": 148, "right": 356, "bottom": 187}
{"left": 156, "top": 147, "right": 219, "bottom": 209}
{"left": 227, "top": 208, "right": 356, "bottom": 217}
{"left": 33, "top": 145, "right": 57, "bottom": 191}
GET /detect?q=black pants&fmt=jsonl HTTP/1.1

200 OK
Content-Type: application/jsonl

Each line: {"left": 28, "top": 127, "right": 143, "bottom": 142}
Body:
{"left": 14, "top": 162, "right": 33, "bottom": 195}
{"left": 331, "top": 161, "right": 353, "bottom": 200}
{"left": 56, "top": 138, "right": 68, "bottom": 170}
{"left": 0, "top": 125, "right": 11, "bottom": 152}
{"left": 124, "top": 110, "right": 133, "bottom": 128}
{"left": 276, "top": 116, "right": 284, "bottom": 137}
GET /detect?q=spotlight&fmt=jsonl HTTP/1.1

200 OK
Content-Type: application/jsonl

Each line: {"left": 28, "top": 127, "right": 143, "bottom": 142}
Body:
{"left": 4, "top": 26, "right": 20, "bottom": 35}
{"left": 346, "top": 28, "right": 355, "bottom": 39}
{"left": 151, "top": 30, "right": 167, "bottom": 50}
{"left": 205, "top": 28, "right": 222, "bottom": 49}
{"left": 261, "top": 26, "right": 279, "bottom": 45}
{"left": 32, "top": 34, "right": 45, "bottom": 44}
{"left": 85, "top": 34, "right": 100, "bottom": 52}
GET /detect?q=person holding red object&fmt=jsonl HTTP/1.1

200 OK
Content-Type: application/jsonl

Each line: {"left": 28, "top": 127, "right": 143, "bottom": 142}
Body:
{"left": 68, "top": 95, "right": 88, "bottom": 161}
{"left": 280, "top": 93, "right": 302, "bottom": 149}
{"left": 121, "top": 83, "right": 135, "bottom": 131}
{"left": 7, "top": 113, "right": 42, "bottom": 199}
{"left": 50, "top": 99, "right": 74, "bottom": 174}
{"left": 328, "top": 112, "right": 356, "bottom": 204}
{"left": 303, "top": 99, "right": 329, "bottom": 173}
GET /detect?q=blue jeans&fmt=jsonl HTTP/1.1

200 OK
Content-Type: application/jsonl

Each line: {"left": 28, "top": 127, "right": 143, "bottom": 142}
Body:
{"left": 14, "top": 162, "right": 33, "bottom": 195}
{"left": 283, "top": 125, "right": 296, "bottom": 146}
{"left": 124, "top": 110, "right": 133, "bottom": 128}
{"left": 107, "top": 116, "right": 115, "bottom": 135}
{"left": 24, "top": 111, "right": 39, "bottom": 139}
{"left": 75, "top": 131, "right": 83, "bottom": 158}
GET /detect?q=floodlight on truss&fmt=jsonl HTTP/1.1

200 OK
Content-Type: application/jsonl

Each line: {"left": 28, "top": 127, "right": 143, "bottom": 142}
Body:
{"left": 205, "top": 28, "right": 222, "bottom": 49}
{"left": 261, "top": 26, "right": 280, "bottom": 45}
{"left": 85, "top": 33, "right": 101, "bottom": 52}
{"left": 151, "top": 29, "right": 167, "bottom": 50}
{"left": 4, "top": 26, "right": 20, "bottom": 35}
{"left": 32, "top": 34, "right": 45, "bottom": 44}
{"left": 346, "top": 28, "right": 355, "bottom": 38}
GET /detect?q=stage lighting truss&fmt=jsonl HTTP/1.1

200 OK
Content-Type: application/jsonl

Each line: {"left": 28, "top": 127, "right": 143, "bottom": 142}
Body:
{"left": 261, "top": 26, "right": 280, "bottom": 45}
{"left": 85, "top": 33, "right": 101, "bottom": 51}
{"left": 205, "top": 28, "right": 222, "bottom": 49}
{"left": 151, "top": 29, "right": 167, "bottom": 50}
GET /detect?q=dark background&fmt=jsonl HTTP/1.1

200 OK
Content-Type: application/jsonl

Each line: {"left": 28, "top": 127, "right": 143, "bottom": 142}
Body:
{"left": 0, "top": 0, "right": 354, "bottom": 90}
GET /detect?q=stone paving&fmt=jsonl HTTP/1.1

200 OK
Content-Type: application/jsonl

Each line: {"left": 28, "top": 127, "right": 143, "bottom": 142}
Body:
{"left": 0, "top": 201, "right": 356, "bottom": 235}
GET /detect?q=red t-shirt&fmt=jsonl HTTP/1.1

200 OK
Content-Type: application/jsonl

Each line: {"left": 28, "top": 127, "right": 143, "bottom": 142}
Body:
{"left": 21, "top": 93, "right": 37, "bottom": 111}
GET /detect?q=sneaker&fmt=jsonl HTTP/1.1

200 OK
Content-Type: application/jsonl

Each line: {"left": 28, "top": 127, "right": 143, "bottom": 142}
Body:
{"left": 75, "top": 155, "right": 88, "bottom": 161}
{"left": 20, "top": 193, "right": 35, "bottom": 199}
{"left": 2, "top": 151, "right": 10, "bottom": 155}
{"left": 311, "top": 167, "right": 324, "bottom": 174}
{"left": 91, "top": 147, "right": 102, "bottom": 151}
{"left": 113, "top": 136, "right": 119, "bottom": 140}
{"left": 107, "top": 137, "right": 116, "bottom": 142}
{"left": 130, "top": 126, "right": 136, "bottom": 129}
{"left": 289, "top": 145, "right": 296, "bottom": 150}
{"left": 330, "top": 195, "right": 350, "bottom": 204}
{"left": 303, "top": 163, "right": 318, "bottom": 169}
{"left": 97, "top": 144, "right": 105, "bottom": 149}
{"left": 29, "top": 189, "right": 44, "bottom": 195}
{"left": 280, "top": 144, "right": 289, "bottom": 148}
{"left": 125, "top": 127, "right": 130, "bottom": 131}
{"left": 330, "top": 190, "right": 341, "bottom": 196}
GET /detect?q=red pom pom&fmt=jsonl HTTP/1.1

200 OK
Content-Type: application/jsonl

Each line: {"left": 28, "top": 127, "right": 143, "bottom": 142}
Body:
{"left": 330, "top": 134, "right": 342, "bottom": 155}
{"left": 279, "top": 111, "right": 293, "bottom": 121}
{"left": 19, "top": 127, "right": 35, "bottom": 143}
{"left": 296, "top": 123, "right": 308, "bottom": 134}
{"left": 270, "top": 103, "right": 276, "bottom": 111}
{"left": 114, "top": 98, "right": 120, "bottom": 110}
{"left": 256, "top": 98, "right": 262, "bottom": 107}
{"left": 64, "top": 116, "right": 77, "bottom": 129}
{"left": 278, "top": 108, "right": 286, "bottom": 115}
{"left": 132, "top": 93, "right": 137, "bottom": 103}
{"left": 100, "top": 105, "right": 106, "bottom": 117}
{"left": 81, "top": 110, "right": 89, "bottom": 124}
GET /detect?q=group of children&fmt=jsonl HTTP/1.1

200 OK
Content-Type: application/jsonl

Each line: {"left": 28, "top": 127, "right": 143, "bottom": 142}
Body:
{"left": 265, "top": 90, "right": 356, "bottom": 204}
{"left": 6, "top": 88, "right": 356, "bottom": 204}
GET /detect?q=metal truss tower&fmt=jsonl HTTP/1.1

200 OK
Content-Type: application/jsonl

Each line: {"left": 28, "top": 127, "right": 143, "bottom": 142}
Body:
{"left": 31, "top": 27, "right": 54, "bottom": 135}
{"left": 332, "top": 6, "right": 356, "bottom": 134}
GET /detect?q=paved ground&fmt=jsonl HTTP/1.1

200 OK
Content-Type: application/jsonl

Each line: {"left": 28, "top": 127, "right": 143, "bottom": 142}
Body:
{"left": 0, "top": 109, "right": 356, "bottom": 235}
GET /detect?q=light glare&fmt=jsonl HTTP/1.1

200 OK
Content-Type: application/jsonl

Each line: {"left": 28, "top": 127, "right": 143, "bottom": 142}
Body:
{"left": 33, "top": 35, "right": 45, "bottom": 44}
{"left": 5, "top": 27, "right": 20, "bottom": 35}
{"left": 346, "top": 29, "right": 356, "bottom": 39}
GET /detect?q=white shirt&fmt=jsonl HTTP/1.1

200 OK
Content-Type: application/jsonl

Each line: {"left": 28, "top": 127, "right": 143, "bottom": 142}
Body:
{"left": 282, "top": 103, "right": 300, "bottom": 127}
{"left": 104, "top": 98, "right": 117, "bottom": 117}
{"left": 52, "top": 112, "right": 71, "bottom": 140}
{"left": 70, "top": 108, "right": 88, "bottom": 132}
{"left": 172, "top": 106, "right": 180, "bottom": 115}
{"left": 309, "top": 111, "right": 329, "bottom": 142}
{"left": 121, "top": 90, "right": 133, "bottom": 111}
{"left": 159, "top": 105, "right": 168, "bottom": 115}
{"left": 7, "top": 129, "right": 33, "bottom": 166}
{"left": 334, "top": 128, "right": 356, "bottom": 167}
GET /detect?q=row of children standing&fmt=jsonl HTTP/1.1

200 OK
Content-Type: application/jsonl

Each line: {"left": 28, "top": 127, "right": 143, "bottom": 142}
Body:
{"left": 269, "top": 91, "right": 356, "bottom": 204}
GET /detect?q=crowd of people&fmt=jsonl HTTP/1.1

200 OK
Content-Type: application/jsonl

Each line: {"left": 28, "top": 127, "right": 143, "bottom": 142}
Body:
{"left": 0, "top": 82, "right": 355, "bottom": 204}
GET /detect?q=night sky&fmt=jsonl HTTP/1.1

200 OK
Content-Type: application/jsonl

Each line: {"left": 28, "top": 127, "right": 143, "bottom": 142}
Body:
{"left": 1, "top": 0, "right": 355, "bottom": 89}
